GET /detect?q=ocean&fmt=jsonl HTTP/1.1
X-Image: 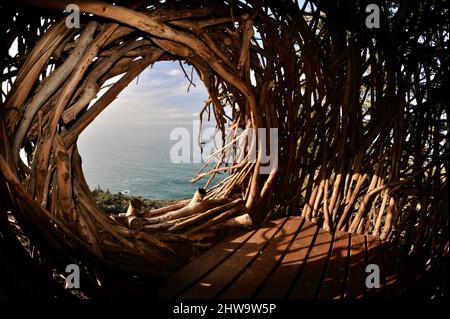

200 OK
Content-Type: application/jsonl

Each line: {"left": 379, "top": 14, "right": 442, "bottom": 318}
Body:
{"left": 78, "top": 118, "right": 219, "bottom": 199}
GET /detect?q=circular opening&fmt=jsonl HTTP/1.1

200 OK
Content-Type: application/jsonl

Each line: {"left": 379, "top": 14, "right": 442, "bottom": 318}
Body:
{"left": 78, "top": 61, "right": 214, "bottom": 200}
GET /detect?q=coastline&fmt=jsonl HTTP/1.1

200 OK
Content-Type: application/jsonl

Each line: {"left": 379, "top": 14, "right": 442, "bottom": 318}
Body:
{"left": 92, "top": 188, "right": 183, "bottom": 215}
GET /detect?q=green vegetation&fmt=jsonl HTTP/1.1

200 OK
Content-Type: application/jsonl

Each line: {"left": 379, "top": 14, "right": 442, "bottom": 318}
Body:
{"left": 91, "top": 188, "right": 180, "bottom": 214}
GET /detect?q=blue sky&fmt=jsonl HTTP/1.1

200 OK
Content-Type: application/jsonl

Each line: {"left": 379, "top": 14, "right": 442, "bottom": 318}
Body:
{"left": 86, "top": 61, "right": 209, "bottom": 128}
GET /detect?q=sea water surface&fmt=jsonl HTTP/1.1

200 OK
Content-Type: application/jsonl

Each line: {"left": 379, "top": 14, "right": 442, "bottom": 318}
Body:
{"left": 78, "top": 120, "right": 217, "bottom": 199}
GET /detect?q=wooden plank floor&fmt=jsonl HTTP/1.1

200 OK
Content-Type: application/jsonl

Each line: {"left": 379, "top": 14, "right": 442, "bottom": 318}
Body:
{"left": 158, "top": 216, "right": 422, "bottom": 299}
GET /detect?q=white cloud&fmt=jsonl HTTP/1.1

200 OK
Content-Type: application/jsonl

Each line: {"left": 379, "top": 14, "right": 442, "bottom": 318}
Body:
{"left": 162, "top": 108, "right": 182, "bottom": 113}
{"left": 164, "top": 69, "right": 183, "bottom": 77}
{"left": 167, "top": 81, "right": 204, "bottom": 98}
{"left": 169, "top": 113, "right": 189, "bottom": 118}
{"left": 148, "top": 78, "right": 163, "bottom": 86}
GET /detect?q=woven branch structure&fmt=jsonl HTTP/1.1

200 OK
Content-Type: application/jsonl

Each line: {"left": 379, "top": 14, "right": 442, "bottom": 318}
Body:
{"left": 0, "top": 0, "right": 448, "bottom": 298}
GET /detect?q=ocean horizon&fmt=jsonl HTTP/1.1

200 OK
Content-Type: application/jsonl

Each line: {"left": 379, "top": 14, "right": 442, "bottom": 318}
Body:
{"left": 78, "top": 117, "right": 221, "bottom": 200}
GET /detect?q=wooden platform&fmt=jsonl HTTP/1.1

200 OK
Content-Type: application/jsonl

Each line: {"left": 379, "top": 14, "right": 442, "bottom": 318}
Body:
{"left": 159, "top": 216, "right": 423, "bottom": 299}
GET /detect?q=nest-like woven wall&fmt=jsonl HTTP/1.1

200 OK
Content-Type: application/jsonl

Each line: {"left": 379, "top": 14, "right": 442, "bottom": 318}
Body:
{"left": 0, "top": 0, "right": 448, "bottom": 298}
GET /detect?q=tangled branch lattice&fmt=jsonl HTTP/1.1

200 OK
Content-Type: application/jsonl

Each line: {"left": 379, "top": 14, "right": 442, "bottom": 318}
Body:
{"left": 0, "top": 0, "right": 448, "bottom": 297}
